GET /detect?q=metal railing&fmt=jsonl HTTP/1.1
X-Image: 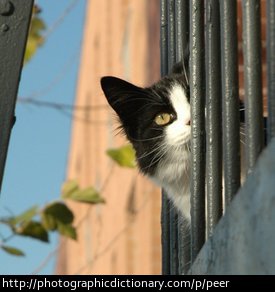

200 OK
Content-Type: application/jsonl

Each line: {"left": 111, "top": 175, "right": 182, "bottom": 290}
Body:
{"left": 0, "top": 0, "right": 34, "bottom": 192}
{"left": 160, "top": 0, "right": 275, "bottom": 275}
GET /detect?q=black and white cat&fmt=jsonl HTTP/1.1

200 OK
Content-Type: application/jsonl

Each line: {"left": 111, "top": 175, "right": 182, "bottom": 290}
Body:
{"left": 101, "top": 63, "right": 192, "bottom": 221}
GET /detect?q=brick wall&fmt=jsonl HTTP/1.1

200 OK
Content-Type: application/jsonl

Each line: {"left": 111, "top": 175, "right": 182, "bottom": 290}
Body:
{"left": 55, "top": 0, "right": 161, "bottom": 275}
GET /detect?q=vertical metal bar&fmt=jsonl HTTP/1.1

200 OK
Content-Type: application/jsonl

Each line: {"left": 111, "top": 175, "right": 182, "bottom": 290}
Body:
{"left": 219, "top": 0, "right": 240, "bottom": 207}
{"left": 0, "top": 0, "right": 34, "bottom": 191}
{"left": 169, "top": 207, "right": 178, "bottom": 274}
{"left": 175, "top": 0, "right": 190, "bottom": 274}
{"left": 167, "top": 0, "right": 179, "bottom": 275}
{"left": 267, "top": 0, "right": 275, "bottom": 142}
{"left": 161, "top": 0, "right": 169, "bottom": 77}
{"left": 242, "top": 0, "right": 264, "bottom": 173}
{"left": 167, "top": 0, "right": 176, "bottom": 69}
{"left": 161, "top": 193, "right": 170, "bottom": 274}
{"left": 160, "top": 0, "right": 170, "bottom": 275}
{"left": 205, "top": 0, "right": 222, "bottom": 237}
{"left": 175, "top": 0, "right": 189, "bottom": 61}
{"left": 190, "top": 0, "right": 205, "bottom": 262}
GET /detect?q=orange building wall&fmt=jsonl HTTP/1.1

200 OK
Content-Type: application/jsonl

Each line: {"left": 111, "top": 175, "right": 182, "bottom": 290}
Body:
{"left": 56, "top": 0, "right": 162, "bottom": 275}
{"left": 56, "top": 0, "right": 268, "bottom": 275}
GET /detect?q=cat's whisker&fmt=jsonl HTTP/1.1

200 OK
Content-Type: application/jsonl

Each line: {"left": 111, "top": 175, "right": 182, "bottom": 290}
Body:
{"left": 148, "top": 144, "right": 170, "bottom": 165}
{"left": 149, "top": 87, "right": 165, "bottom": 102}
{"left": 151, "top": 127, "right": 165, "bottom": 131}
{"left": 240, "top": 139, "right": 246, "bottom": 146}
{"left": 143, "top": 143, "right": 171, "bottom": 170}
{"left": 240, "top": 124, "right": 246, "bottom": 130}
{"left": 167, "top": 204, "right": 177, "bottom": 214}
{"left": 131, "top": 135, "right": 164, "bottom": 142}
{"left": 138, "top": 149, "right": 163, "bottom": 162}
{"left": 137, "top": 142, "right": 165, "bottom": 160}
{"left": 183, "top": 64, "right": 189, "bottom": 86}
{"left": 119, "top": 90, "right": 165, "bottom": 106}
{"left": 146, "top": 139, "right": 190, "bottom": 172}
{"left": 173, "top": 136, "right": 191, "bottom": 145}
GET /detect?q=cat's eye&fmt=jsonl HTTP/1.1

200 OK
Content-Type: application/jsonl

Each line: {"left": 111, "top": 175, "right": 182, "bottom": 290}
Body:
{"left": 154, "top": 113, "right": 173, "bottom": 126}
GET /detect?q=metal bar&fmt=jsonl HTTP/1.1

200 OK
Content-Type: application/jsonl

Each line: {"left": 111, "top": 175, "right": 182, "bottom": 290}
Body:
{"left": 205, "top": 0, "right": 222, "bottom": 237}
{"left": 175, "top": 0, "right": 189, "bottom": 61}
{"left": 167, "top": 0, "right": 176, "bottom": 69}
{"left": 178, "top": 216, "right": 191, "bottom": 274}
{"left": 161, "top": 192, "right": 171, "bottom": 274}
{"left": 167, "top": 0, "right": 179, "bottom": 275}
{"left": 160, "top": 0, "right": 171, "bottom": 275}
{"left": 161, "top": 0, "right": 169, "bottom": 77}
{"left": 190, "top": 0, "right": 205, "bottom": 262}
{"left": 0, "top": 0, "right": 34, "bottom": 191}
{"left": 219, "top": 0, "right": 240, "bottom": 207}
{"left": 242, "top": 0, "right": 264, "bottom": 173}
{"left": 169, "top": 207, "right": 178, "bottom": 274}
{"left": 267, "top": 0, "right": 275, "bottom": 142}
{"left": 175, "top": 0, "right": 190, "bottom": 274}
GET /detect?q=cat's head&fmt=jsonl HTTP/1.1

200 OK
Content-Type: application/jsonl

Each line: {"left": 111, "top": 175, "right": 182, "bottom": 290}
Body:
{"left": 100, "top": 67, "right": 190, "bottom": 176}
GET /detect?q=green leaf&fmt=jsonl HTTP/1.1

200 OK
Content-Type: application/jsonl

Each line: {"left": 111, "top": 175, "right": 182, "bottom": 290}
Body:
{"left": 41, "top": 212, "right": 57, "bottom": 231}
{"left": 41, "top": 202, "right": 74, "bottom": 231}
{"left": 24, "top": 5, "right": 46, "bottom": 64}
{"left": 41, "top": 202, "right": 77, "bottom": 240}
{"left": 106, "top": 144, "right": 136, "bottom": 168}
{"left": 1, "top": 205, "right": 38, "bottom": 227}
{"left": 57, "top": 222, "right": 77, "bottom": 240}
{"left": 62, "top": 181, "right": 105, "bottom": 204}
{"left": 69, "top": 187, "right": 105, "bottom": 204}
{"left": 61, "top": 180, "right": 79, "bottom": 199}
{"left": 1, "top": 245, "right": 25, "bottom": 256}
{"left": 15, "top": 221, "right": 49, "bottom": 242}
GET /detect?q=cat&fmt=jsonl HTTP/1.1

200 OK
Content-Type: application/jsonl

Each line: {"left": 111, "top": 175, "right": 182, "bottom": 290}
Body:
{"left": 100, "top": 60, "right": 267, "bottom": 224}
{"left": 100, "top": 63, "right": 192, "bottom": 222}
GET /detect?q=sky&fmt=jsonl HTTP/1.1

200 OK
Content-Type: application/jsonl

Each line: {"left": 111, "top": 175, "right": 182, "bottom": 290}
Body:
{"left": 0, "top": 0, "right": 86, "bottom": 274}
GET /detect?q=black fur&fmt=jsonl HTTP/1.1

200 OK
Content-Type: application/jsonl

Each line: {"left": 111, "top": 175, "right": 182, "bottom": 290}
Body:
{"left": 101, "top": 71, "right": 188, "bottom": 176}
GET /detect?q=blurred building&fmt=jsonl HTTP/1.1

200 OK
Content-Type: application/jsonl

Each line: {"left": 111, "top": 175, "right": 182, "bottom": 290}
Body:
{"left": 55, "top": 0, "right": 162, "bottom": 274}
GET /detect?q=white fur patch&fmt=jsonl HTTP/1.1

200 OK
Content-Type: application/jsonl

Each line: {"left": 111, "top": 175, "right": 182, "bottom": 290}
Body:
{"left": 165, "top": 84, "right": 191, "bottom": 147}
{"left": 150, "top": 83, "right": 191, "bottom": 220}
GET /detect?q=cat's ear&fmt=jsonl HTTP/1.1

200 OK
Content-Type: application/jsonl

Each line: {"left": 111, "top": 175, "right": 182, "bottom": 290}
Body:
{"left": 100, "top": 76, "right": 145, "bottom": 120}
